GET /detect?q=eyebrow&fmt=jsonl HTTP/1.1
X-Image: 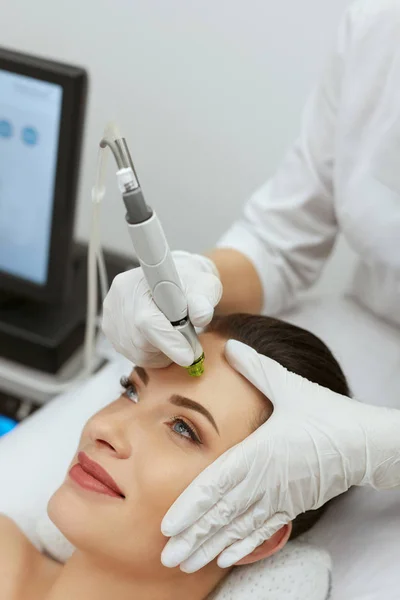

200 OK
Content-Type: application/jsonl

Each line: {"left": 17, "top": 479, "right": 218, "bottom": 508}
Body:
{"left": 169, "top": 394, "right": 220, "bottom": 435}
{"left": 133, "top": 366, "right": 149, "bottom": 386}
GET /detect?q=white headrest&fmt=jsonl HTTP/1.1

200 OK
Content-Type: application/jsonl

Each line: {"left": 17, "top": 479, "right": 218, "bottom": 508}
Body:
{"left": 208, "top": 541, "right": 331, "bottom": 600}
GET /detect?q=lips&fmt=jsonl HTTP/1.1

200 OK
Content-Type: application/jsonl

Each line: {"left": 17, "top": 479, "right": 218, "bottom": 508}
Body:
{"left": 68, "top": 452, "right": 125, "bottom": 499}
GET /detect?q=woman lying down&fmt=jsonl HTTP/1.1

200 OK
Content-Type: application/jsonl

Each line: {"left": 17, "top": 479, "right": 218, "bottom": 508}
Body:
{"left": 0, "top": 314, "right": 349, "bottom": 600}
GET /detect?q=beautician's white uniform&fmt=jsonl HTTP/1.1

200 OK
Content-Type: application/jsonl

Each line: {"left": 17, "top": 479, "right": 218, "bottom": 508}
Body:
{"left": 103, "top": 0, "right": 400, "bottom": 572}
{"left": 218, "top": 0, "right": 400, "bottom": 326}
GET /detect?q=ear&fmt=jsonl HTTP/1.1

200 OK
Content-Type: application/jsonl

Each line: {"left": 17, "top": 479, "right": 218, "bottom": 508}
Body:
{"left": 234, "top": 522, "right": 292, "bottom": 566}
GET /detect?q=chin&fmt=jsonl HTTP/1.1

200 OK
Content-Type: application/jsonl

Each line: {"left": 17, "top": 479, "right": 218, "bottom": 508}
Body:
{"left": 47, "top": 479, "right": 111, "bottom": 553}
{"left": 47, "top": 478, "right": 169, "bottom": 574}
{"left": 48, "top": 482, "right": 86, "bottom": 543}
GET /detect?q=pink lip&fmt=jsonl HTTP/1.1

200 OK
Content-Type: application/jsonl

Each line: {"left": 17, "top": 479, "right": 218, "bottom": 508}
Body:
{"left": 68, "top": 452, "right": 125, "bottom": 499}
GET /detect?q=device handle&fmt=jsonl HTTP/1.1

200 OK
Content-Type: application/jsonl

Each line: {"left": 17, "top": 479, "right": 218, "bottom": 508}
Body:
{"left": 126, "top": 213, "right": 203, "bottom": 362}
{"left": 126, "top": 213, "right": 188, "bottom": 323}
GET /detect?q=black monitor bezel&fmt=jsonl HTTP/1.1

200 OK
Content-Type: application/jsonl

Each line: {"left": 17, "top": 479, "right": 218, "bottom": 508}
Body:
{"left": 0, "top": 47, "right": 88, "bottom": 304}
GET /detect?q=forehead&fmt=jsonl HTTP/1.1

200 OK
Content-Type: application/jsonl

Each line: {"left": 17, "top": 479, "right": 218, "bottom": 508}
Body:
{"left": 146, "top": 333, "right": 267, "bottom": 447}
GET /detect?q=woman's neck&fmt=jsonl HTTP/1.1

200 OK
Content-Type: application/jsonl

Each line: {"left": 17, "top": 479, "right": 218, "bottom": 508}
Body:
{"left": 44, "top": 550, "right": 224, "bottom": 600}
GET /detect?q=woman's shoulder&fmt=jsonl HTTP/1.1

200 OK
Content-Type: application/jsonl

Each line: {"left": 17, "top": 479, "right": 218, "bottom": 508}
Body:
{"left": 0, "top": 514, "right": 58, "bottom": 600}
{"left": 0, "top": 514, "right": 34, "bottom": 598}
{"left": 0, "top": 514, "right": 33, "bottom": 570}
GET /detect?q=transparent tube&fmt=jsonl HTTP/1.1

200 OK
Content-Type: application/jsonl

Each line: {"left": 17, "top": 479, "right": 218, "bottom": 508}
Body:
{"left": 97, "top": 245, "right": 108, "bottom": 303}
{"left": 83, "top": 143, "right": 109, "bottom": 375}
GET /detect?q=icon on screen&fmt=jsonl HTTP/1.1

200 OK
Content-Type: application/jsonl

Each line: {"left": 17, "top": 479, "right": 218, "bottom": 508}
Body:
{"left": 0, "top": 119, "right": 13, "bottom": 138}
{"left": 22, "top": 126, "right": 39, "bottom": 146}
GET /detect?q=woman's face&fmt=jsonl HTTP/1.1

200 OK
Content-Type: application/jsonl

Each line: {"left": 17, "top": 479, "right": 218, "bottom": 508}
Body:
{"left": 48, "top": 333, "right": 270, "bottom": 575}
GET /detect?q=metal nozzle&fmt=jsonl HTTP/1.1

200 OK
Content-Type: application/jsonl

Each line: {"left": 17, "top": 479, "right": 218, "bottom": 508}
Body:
{"left": 100, "top": 136, "right": 139, "bottom": 184}
{"left": 101, "top": 134, "right": 151, "bottom": 223}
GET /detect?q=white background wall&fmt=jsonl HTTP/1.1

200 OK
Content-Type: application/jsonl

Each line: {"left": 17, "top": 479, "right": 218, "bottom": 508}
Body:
{"left": 2, "top": 0, "right": 356, "bottom": 295}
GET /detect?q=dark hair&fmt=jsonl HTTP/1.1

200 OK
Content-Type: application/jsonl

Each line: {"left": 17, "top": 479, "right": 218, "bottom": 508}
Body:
{"left": 205, "top": 313, "right": 350, "bottom": 540}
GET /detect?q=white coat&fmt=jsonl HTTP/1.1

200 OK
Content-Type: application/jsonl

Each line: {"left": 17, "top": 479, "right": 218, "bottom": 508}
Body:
{"left": 218, "top": 0, "right": 400, "bottom": 326}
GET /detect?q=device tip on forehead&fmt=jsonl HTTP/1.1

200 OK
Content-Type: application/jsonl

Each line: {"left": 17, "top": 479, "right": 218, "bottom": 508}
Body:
{"left": 186, "top": 353, "right": 205, "bottom": 377}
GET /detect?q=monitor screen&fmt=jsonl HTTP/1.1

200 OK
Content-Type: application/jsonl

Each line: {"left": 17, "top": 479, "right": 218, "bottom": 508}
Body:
{"left": 0, "top": 69, "right": 63, "bottom": 286}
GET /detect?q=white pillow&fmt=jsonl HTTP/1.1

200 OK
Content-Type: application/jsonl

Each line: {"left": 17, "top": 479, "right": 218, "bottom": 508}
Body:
{"left": 207, "top": 541, "right": 331, "bottom": 600}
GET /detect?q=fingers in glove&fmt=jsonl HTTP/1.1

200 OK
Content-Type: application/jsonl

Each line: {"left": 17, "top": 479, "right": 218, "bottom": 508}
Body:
{"left": 137, "top": 310, "right": 194, "bottom": 367}
{"left": 179, "top": 501, "right": 270, "bottom": 573}
{"left": 161, "top": 480, "right": 263, "bottom": 568}
{"left": 133, "top": 349, "right": 173, "bottom": 369}
{"left": 217, "top": 512, "right": 290, "bottom": 568}
{"left": 186, "top": 294, "right": 215, "bottom": 328}
{"left": 225, "top": 339, "right": 286, "bottom": 402}
{"left": 186, "top": 274, "right": 222, "bottom": 327}
{"left": 161, "top": 445, "right": 253, "bottom": 539}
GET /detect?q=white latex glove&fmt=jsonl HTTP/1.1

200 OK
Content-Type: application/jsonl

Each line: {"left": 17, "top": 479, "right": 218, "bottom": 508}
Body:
{"left": 161, "top": 339, "right": 400, "bottom": 573}
{"left": 102, "top": 251, "right": 222, "bottom": 367}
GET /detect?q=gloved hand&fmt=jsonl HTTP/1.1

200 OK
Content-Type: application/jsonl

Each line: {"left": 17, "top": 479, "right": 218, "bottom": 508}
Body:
{"left": 161, "top": 339, "right": 400, "bottom": 573}
{"left": 102, "top": 251, "right": 222, "bottom": 367}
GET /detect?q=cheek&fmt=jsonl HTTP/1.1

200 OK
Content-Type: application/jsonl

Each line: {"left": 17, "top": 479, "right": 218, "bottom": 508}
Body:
{"left": 112, "top": 437, "right": 214, "bottom": 568}
{"left": 129, "top": 438, "right": 212, "bottom": 522}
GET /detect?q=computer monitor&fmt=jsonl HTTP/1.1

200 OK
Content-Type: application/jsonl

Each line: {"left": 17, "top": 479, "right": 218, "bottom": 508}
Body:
{"left": 0, "top": 47, "right": 87, "bottom": 304}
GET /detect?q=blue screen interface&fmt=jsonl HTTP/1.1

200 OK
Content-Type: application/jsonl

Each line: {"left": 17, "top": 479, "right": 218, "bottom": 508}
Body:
{"left": 0, "top": 69, "right": 63, "bottom": 285}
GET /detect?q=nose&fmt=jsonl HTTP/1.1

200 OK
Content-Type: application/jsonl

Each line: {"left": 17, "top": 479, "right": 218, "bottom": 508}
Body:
{"left": 87, "top": 409, "right": 132, "bottom": 459}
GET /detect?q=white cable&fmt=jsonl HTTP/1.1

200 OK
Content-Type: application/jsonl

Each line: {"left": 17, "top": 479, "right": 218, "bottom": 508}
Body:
{"left": 97, "top": 247, "right": 108, "bottom": 302}
{"left": 97, "top": 245, "right": 109, "bottom": 302}
{"left": 83, "top": 143, "right": 109, "bottom": 375}
{"left": 83, "top": 189, "right": 99, "bottom": 374}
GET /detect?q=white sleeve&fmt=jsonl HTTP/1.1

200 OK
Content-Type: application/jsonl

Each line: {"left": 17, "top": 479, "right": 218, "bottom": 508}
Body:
{"left": 218, "top": 7, "right": 351, "bottom": 315}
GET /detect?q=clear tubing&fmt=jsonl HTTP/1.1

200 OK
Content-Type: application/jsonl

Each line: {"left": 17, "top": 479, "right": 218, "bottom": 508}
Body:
{"left": 83, "top": 142, "right": 109, "bottom": 374}
{"left": 97, "top": 245, "right": 108, "bottom": 303}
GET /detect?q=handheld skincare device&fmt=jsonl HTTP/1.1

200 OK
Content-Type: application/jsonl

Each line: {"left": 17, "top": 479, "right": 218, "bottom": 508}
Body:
{"left": 101, "top": 134, "right": 204, "bottom": 377}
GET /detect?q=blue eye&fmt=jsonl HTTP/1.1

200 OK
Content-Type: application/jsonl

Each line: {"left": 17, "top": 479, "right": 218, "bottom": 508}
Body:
{"left": 173, "top": 419, "right": 192, "bottom": 438}
{"left": 120, "top": 376, "right": 139, "bottom": 403}
{"left": 170, "top": 418, "right": 201, "bottom": 444}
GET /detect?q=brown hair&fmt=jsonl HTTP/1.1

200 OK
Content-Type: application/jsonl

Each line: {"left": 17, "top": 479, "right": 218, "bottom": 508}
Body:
{"left": 205, "top": 313, "right": 350, "bottom": 540}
